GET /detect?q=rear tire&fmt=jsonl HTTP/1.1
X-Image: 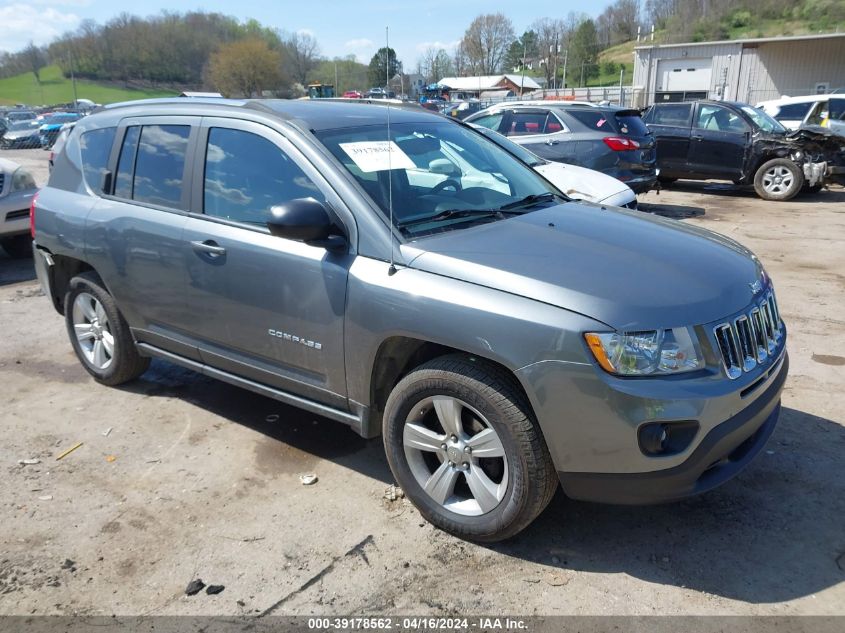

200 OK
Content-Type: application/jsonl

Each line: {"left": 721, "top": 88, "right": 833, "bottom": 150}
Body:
{"left": 383, "top": 355, "right": 558, "bottom": 542}
{"left": 658, "top": 177, "right": 677, "bottom": 186}
{"left": 0, "top": 235, "right": 32, "bottom": 259}
{"left": 64, "top": 272, "right": 150, "bottom": 386}
{"left": 754, "top": 158, "right": 803, "bottom": 201}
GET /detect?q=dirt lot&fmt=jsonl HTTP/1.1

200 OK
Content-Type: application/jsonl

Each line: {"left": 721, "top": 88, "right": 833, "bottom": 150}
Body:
{"left": 1, "top": 147, "right": 844, "bottom": 617}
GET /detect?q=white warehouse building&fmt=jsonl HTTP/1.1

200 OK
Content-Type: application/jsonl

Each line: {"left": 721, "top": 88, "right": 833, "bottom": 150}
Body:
{"left": 632, "top": 32, "right": 845, "bottom": 106}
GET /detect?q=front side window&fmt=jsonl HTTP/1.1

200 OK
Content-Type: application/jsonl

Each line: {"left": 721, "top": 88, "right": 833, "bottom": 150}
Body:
{"left": 696, "top": 105, "right": 748, "bottom": 133}
{"left": 79, "top": 127, "right": 116, "bottom": 192}
{"left": 317, "top": 120, "right": 564, "bottom": 237}
{"left": 739, "top": 106, "right": 785, "bottom": 133}
{"left": 470, "top": 113, "right": 504, "bottom": 131}
{"left": 203, "top": 127, "right": 322, "bottom": 225}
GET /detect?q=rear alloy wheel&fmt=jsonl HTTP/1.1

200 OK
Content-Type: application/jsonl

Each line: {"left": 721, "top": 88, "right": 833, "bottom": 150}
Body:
{"left": 383, "top": 355, "right": 558, "bottom": 542}
{"left": 754, "top": 158, "right": 803, "bottom": 201}
{"left": 65, "top": 272, "right": 150, "bottom": 385}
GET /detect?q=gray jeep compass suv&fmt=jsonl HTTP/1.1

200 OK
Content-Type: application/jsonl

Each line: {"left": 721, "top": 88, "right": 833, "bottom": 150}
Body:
{"left": 33, "top": 98, "right": 788, "bottom": 541}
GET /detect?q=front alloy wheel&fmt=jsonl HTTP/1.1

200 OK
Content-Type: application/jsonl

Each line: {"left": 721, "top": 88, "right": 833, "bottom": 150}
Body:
{"left": 383, "top": 355, "right": 558, "bottom": 542}
{"left": 403, "top": 395, "right": 509, "bottom": 516}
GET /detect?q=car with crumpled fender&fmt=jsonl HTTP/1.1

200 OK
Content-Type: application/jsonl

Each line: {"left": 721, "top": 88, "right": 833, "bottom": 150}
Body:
{"left": 643, "top": 99, "right": 845, "bottom": 199}
{"left": 33, "top": 98, "right": 787, "bottom": 541}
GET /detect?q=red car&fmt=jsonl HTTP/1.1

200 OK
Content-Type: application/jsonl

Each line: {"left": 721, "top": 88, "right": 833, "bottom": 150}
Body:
{"left": 342, "top": 91, "right": 363, "bottom": 99}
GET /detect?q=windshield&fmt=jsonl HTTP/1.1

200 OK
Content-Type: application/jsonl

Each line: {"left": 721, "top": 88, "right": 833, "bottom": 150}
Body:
{"left": 471, "top": 126, "right": 546, "bottom": 166}
{"left": 741, "top": 106, "right": 786, "bottom": 133}
{"left": 8, "top": 120, "right": 38, "bottom": 131}
{"left": 317, "top": 120, "right": 563, "bottom": 236}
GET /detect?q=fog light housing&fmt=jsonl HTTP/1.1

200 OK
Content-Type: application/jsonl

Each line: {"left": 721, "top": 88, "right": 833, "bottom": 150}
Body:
{"left": 638, "top": 421, "right": 699, "bottom": 456}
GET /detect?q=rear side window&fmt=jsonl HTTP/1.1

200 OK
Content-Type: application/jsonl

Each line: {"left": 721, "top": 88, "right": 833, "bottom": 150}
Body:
{"left": 507, "top": 112, "right": 551, "bottom": 136}
{"left": 203, "top": 127, "right": 322, "bottom": 225}
{"left": 775, "top": 102, "right": 813, "bottom": 119}
{"left": 79, "top": 127, "right": 116, "bottom": 192}
{"left": 650, "top": 104, "right": 691, "bottom": 126}
{"left": 133, "top": 125, "right": 190, "bottom": 207}
{"left": 114, "top": 126, "right": 140, "bottom": 200}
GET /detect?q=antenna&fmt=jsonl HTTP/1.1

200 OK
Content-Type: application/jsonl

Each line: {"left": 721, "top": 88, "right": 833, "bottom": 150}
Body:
{"left": 385, "top": 25, "right": 397, "bottom": 276}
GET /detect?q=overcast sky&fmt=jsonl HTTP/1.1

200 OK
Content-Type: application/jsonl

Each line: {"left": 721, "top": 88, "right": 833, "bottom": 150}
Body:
{"left": 0, "top": 0, "right": 620, "bottom": 68}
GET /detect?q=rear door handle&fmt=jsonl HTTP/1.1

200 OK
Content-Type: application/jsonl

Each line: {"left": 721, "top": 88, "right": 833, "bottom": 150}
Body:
{"left": 692, "top": 134, "right": 704, "bottom": 141}
{"left": 191, "top": 240, "right": 226, "bottom": 257}
{"left": 545, "top": 139, "right": 560, "bottom": 145}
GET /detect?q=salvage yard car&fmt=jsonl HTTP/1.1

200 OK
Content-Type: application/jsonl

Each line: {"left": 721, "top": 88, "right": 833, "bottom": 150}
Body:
{"left": 33, "top": 98, "right": 788, "bottom": 541}
{"left": 643, "top": 100, "right": 845, "bottom": 199}
{"left": 471, "top": 124, "right": 638, "bottom": 208}
{"left": 0, "top": 157, "right": 38, "bottom": 257}
{"left": 465, "top": 102, "right": 658, "bottom": 193}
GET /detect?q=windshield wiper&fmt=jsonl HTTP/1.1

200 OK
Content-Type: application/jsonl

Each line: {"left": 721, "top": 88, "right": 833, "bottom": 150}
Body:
{"left": 499, "top": 192, "right": 566, "bottom": 210}
{"left": 397, "top": 208, "right": 505, "bottom": 229}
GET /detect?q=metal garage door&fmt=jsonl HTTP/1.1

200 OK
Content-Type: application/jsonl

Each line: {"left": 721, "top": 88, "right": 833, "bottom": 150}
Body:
{"left": 656, "top": 58, "right": 712, "bottom": 92}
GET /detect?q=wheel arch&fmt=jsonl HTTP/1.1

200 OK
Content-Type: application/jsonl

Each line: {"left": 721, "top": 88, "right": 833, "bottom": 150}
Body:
{"left": 40, "top": 251, "right": 98, "bottom": 315}
{"left": 366, "top": 336, "right": 535, "bottom": 438}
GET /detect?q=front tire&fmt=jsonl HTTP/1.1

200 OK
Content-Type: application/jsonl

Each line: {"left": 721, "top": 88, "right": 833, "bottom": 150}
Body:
{"left": 64, "top": 272, "right": 150, "bottom": 386}
{"left": 383, "top": 355, "right": 557, "bottom": 542}
{"left": 754, "top": 158, "right": 803, "bottom": 201}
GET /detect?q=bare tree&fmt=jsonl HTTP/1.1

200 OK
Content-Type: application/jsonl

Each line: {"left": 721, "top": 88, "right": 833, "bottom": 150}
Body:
{"left": 23, "top": 42, "right": 46, "bottom": 83}
{"left": 283, "top": 31, "right": 320, "bottom": 87}
{"left": 419, "top": 47, "right": 454, "bottom": 82}
{"left": 460, "top": 13, "right": 515, "bottom": 75}
{"left": 530, "top": 18, "right": 567, "bottom": 87}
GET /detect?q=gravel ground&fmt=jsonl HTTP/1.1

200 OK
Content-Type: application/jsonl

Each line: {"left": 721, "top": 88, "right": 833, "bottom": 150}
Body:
{"left": 1, "top": 147, "right": 843, "bottom": 616}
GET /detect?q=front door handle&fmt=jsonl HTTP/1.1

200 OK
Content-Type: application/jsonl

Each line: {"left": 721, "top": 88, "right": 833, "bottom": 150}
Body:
{"left": 691, "top": 134, "right": 704, "bottom": 141}
{"left": 545, "top": 139, "right": 560, "bottom": 145}
{"left": 191, "top": 240, "right": 226, "bottom": 257}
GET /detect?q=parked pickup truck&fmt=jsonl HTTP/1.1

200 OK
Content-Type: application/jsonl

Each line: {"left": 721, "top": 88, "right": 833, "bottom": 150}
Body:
{"left": 33, "top": 98, "right": 788, "bottom": 541}
{"left": 643, "top": 100, "right": 845, "bottom": 200}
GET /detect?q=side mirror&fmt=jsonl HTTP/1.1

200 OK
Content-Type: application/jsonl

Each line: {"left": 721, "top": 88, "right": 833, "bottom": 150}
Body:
{"left": 267, "top": 198, "right": 346, "bottom": 251}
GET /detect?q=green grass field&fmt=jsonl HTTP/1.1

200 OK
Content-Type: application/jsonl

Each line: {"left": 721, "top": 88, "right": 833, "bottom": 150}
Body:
{"left": 0, "top": 65, "right": 178, "bottom": 107}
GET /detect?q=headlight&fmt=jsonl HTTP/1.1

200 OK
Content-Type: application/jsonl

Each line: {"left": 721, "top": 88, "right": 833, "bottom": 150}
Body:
{"left": 584, "top": 328, "right": 703, "bottom": 376}
{"left": 10, "top": 168, "right": 36, "bottom": 192}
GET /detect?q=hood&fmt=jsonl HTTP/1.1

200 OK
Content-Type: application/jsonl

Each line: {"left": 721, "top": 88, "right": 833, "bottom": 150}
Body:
{"left": 3, "top": 128, "right": 38, "bottom": 140}
{"left": 402, "top": 203, "right": 764, "bottom": 331}
{"left": 533, "top": 162, "right": 630, "bottom": 204}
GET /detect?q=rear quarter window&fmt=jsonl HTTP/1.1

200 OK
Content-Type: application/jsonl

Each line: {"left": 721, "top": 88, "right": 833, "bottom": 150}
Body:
{"left": 79, "top": 127, "right": 116, "bottom": 192}
{"left": 565, "top": 109, "right": 617, "bottom": 131}
{"left": 775, "top": 102, "right": 814, "bottom": 119}
{"left": 614, "top": 113, "right": 650, "bottom": 136}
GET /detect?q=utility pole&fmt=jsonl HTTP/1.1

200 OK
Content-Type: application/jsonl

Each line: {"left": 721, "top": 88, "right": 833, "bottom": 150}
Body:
{"left": 520, "top": 39, "right": 527, "bottom": 96}
{"left": 580, "top": 61, "right": 586, "bottom": 88}
{"left": 619, "top": 67, "right": 624, "bottom": 106}
{"left": 334, "top": 60, "right": 339, "bottom": 95}
{"left": 561, "top": 49, "right": 568, "bottom": 92}
{"left": 69, "top": 46, "right": 78, "bottom": 106}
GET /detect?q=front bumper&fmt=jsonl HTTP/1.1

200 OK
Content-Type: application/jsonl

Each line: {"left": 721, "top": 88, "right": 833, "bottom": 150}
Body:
{"left": 559, "top": 352, "right": 788, "bottom": 504}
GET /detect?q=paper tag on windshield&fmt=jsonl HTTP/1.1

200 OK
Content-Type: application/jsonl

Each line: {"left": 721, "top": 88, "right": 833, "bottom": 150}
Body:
{"left": 339, "top": 141, "right": 416, "bottom": 173}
